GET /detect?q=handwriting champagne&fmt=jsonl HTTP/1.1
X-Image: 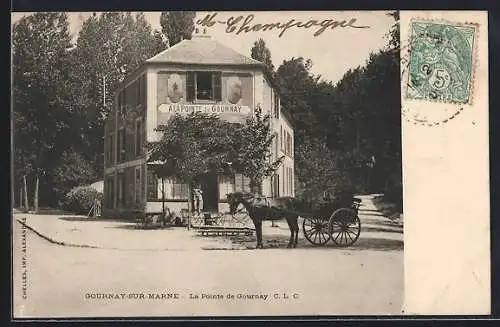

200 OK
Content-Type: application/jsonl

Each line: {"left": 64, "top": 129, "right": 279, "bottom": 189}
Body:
{"left": 197, "top": 13, "right": 370, "bottom": 38}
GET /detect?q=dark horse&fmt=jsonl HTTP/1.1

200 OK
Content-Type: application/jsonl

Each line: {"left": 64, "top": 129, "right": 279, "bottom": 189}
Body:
{"left": 227, "top": 192, "right": 299, "bottom": 249}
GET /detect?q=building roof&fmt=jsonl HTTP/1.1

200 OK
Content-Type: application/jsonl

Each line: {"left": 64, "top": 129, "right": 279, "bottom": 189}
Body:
{"left": 146, "top": 35, "right": 265, "bottom": 67}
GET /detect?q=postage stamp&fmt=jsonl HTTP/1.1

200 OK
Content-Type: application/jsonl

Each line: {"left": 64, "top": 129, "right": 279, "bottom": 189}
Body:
{"left": 406, "top": 20, "right": 477, "bottom": 105}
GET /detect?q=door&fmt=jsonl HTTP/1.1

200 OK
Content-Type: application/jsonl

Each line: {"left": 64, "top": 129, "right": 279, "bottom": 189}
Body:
{"left": 199, "top": 173, "right": 218, "bottom": 212}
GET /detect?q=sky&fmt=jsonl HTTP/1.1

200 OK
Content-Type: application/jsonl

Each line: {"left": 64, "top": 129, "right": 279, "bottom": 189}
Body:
{"left": 11, "top": 11, "right": 395, "bottom": 84}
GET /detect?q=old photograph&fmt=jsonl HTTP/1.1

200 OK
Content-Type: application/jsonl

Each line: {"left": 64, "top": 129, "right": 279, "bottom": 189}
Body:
{"left": 11, "top": 11, "right": 405, "bottom": 317}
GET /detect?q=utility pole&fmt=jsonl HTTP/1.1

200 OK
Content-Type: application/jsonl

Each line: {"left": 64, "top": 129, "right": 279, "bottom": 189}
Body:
{"left": 103, "top": 75, "right": 106, "bottom": 107}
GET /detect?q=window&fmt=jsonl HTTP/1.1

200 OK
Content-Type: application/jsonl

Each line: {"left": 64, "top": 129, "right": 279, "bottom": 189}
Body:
{"left": 109, "top": 133, "right": 114, "bottom": 165}
{"left": 117, "top": 128, "right": 125, "bottom": 163}
{"left": 234, "top": 174, "right": 251, "bottom": 193}
{"left": 147, "top": 169, "right": 158, "bottom": 201}
{"left": 273, "top": 92, "right": 280, "bottom": 118}
{"left": 283, "top": 167, "right": 290, "bottom": 195}
{"left": 282, "top": 165, "right": 286, "bottom": 195}
{"left": 106, "top": 176, "right": 115, "bottom": 209}
{"left": 117, "top": 173, "right": 125, "bottom": 206}
{"left": 280, "top": 126, "right": 283, "bottom": 150}
{"left": 186, "top": 71, "right": 222, "bottom": 102}
{"left": 135, "top": 118, "right": 143, "bottom": 157}
{"left": 273, "top": 174, "right": 280, "bottom": 198}
{"left": 274, "top": 132, "right": 278, "bottom": 161}
{"left": 141, "top": 75, "right": 147, "bottom": 107}
{"left": 135, "top": 167, "right": 142, "bottom": 204}
{"left": 218, "top": 175, "right": 235, "bottom": 200}
{"left": 157, "top": 177, "right": 189, "bottom": 200}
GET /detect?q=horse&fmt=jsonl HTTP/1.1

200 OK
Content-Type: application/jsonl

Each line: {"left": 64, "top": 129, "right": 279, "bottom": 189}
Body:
{"left": 226, "top": 192, "right": 299, "bottom": 249}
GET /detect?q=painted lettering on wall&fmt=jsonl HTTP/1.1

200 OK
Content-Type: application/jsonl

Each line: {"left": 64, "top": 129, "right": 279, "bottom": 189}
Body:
{"left": 158, "top": 104, "right": 251, "bottom": 115}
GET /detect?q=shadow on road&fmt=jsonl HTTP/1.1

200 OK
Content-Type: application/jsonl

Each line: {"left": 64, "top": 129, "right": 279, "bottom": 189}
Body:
{"left": 361, "top": 226, "right": 403, "bottom": 234}
{"left": 344, "top": 237, "right": 403, "bottom": 251}
{"left": 359, "top": 211, "right": 386, "bottom": 217}
{"left": 219, "top": 233, "right": 403, "bottom": 251}
{"left": 58, "top": 216, "right": 132, "bottom": 223}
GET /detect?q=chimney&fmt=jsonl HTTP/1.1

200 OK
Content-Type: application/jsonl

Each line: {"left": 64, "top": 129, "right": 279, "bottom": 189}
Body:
{"left": 193, "top": 27, "right": 211, "bottom": 39}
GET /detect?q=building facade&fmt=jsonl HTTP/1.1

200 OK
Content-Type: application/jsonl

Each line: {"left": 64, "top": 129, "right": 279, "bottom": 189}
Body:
{"left": 103, "top": 33, "right": 294, "bottom": 218}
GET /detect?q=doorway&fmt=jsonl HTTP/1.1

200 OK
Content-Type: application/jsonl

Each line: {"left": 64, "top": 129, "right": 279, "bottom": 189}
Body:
{"left": 197, "top": 173, "right": 219, "bottom": 212}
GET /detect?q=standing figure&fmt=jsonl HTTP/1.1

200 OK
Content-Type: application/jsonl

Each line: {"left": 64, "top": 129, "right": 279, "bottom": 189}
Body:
{"left": 192, "top": 185, "right": 204, "bottom": 215}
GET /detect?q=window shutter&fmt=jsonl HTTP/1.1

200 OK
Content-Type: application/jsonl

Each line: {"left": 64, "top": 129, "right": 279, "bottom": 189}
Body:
{"left": 142, "top": 75, "right": 147, "bottom": 106}
{"left": 212, "top": 72, "right": 222, "bottom": 101}
{"left": 186, "top": 72, "right": 195, "bottom": 101}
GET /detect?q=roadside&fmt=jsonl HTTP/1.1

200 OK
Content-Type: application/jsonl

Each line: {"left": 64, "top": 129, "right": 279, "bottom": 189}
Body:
{"left": 12, "top": 194, "right": 402, "bottom": 252}
{"left": 13, "top": 212, "right": 242, "bottom": 251}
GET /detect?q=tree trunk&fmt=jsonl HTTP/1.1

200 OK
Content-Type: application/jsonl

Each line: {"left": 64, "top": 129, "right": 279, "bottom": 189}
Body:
{"left": 34, "top": 174, "right": 39, "bottom": 213}
{"left": 19, "top": 186, "right": 23, "bottom": 209}
{"left": 187, "top": 178, "right": 193, "bottom": 231}
{"left": 161, "top": 177, "right": 165, "bottom": 214}
{"left": 23, "top": 175, "right": 29, "bottom": 212}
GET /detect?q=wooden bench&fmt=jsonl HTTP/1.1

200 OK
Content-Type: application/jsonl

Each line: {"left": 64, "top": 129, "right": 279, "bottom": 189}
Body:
{"left": 196, "top": 226, "right": 255, "bottom": 237}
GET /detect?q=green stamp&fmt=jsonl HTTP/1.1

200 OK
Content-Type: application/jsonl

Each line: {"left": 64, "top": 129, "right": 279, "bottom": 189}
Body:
{"left": 407, "top": 21, "right": 476, "bottom": 104}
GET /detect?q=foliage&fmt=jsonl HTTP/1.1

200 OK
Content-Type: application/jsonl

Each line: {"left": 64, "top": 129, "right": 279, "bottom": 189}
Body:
{"left": 12, "top": 13, "right": 75, "bottom": 206}
{"left": 386, "top": 11, "right": 400, "bottom": 51}
{"left": 70, "top": 12, "right": 165, "bottom": 175}
{"left": 61, "top": 186, "right": 103, "bottom": 215}
{"left": 12, "top": 12, "right": 166, "bottom": 207}
{"left": 148, "top": 109, "right": 281, "bottom": 193}
{"left": 233, "top": 107, "right": 281, "bottom": 191}
{"left": 52, "top": 150, "right": 98, "bottom": 201}
{"left": 148, "top": 112, "right": 240, "bottom": 182}
{"left": 275, "top": 28, "right": 401, "bottom": 200}
{"left": 160, "top": 11, "right": 196, "bottom": 47}
{"left": 250, "top": 38, "right": 274, "bottom": 76}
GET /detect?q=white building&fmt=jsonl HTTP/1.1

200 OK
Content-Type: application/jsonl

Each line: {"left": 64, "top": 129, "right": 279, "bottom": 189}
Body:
{"left": 103, "top": 32, "right": 294, "bottom": 217}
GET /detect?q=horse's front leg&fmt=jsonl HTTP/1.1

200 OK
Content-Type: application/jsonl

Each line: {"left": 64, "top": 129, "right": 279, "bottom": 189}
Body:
{"left": 285, "top": 216, "right": 294, "bottom": 248}
{"left": 293, "top": 216, "right": 299, "bottom": 248}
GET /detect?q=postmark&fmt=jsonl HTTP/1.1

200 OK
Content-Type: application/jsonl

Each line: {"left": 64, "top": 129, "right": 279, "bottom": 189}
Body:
{"left": 402, "top": 19, "right": 479, "bottom": 126}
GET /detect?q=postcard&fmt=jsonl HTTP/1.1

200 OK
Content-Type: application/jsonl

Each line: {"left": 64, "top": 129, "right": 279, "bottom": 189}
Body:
{"left": 11, "top": 10, "right": 489, "bottom": 318}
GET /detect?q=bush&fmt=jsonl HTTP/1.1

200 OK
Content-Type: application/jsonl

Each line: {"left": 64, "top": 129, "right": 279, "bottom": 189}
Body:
{"left": 61, "top": 186, "right": 103, "bottom": 215}
{"left": 52, "top": 150, "right": 98, "bottom": 202}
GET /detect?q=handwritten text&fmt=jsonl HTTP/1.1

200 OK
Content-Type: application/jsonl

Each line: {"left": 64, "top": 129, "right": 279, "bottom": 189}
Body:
{"left": 197, "top": 13, "right": 370, "bottom": 38}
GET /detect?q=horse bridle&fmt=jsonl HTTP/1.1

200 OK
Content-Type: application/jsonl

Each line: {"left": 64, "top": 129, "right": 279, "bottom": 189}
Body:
{"left": 229, "top": 193, "right": 253, "bottom": 215}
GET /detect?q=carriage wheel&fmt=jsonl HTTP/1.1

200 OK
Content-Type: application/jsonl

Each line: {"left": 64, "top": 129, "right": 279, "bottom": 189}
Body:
{"left": 329, "top": 208, "right": 361, "bottom": 247}
{"left": 302, "top": 216, "right": 331, "bottom": 246}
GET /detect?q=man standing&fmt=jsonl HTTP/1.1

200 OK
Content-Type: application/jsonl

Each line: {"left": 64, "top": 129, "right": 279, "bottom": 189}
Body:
{"left": 193, "top": 184, "right": 204, "bottom": 215}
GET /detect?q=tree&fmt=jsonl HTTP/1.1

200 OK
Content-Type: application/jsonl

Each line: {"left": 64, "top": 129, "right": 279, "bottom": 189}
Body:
{"left": 250, "top": 38, "right": 275, "bottom": 76}
{"left": 276, "top": 57, "right": 321, "bottom": 138}
{"left": 70, "top": 12, "right": 165, "bottom": 176}
{"left": 148, "top": 109, "right": 283, "bottom": 198}
{"left": 233, "top": 106, "right": 283, "bottom": 193}
{"left": 386, "top": 11, "right": 400, "bottom": 51}
{"left": 159, "top": 11, "right": 196, "bottom": 47}
{"left": 51, "top": 150, "right": 98, "bottom": 202}
{"left": 148, "top": 112, "right": 239, "bottom": 182}
{"left": 12, "top": 12, "right": 74, "bottom": 211}
{"left": 294, "top": 135, "right": 354, "bottom": 202}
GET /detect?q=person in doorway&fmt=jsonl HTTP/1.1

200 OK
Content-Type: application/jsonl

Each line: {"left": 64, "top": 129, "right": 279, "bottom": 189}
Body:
{"left": 193, "top": 184, "right": 204, "bottom": 215}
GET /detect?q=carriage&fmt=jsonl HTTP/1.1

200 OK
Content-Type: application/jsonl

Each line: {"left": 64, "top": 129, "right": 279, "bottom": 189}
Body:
{"left": 226, "top": 191, "right": 362, "bottom": 248}
{"left": 299, "top": 195, "right": 362, "bottom": 247}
